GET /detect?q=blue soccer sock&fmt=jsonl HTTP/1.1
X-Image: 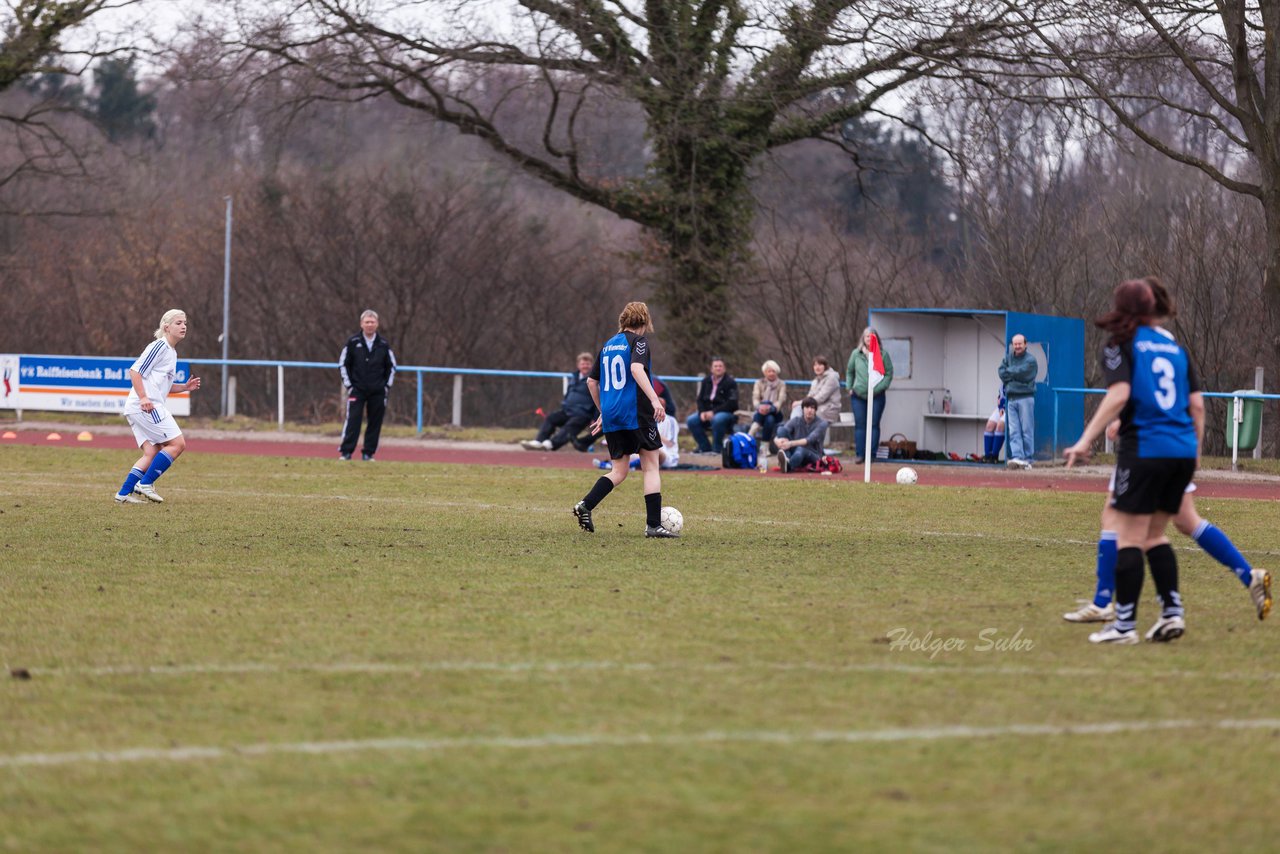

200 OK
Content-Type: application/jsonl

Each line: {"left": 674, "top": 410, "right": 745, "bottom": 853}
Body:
{"left": 1192, "top": 520, "right": 1252, "bottom": 587}
{"left": 117, "top": 467, "right": 145, "bottom": 497}
{"left": 1094, "top": 530, "right": 1118, "bottom": 607}
{"left": 983, "top": 432, "right": 995, "bottom": 456}
{"left": 991, "top": 433, "right": 1004, "bottom": 457}
{"left": 139, "top": 451, "right": 174, "bottom": 486}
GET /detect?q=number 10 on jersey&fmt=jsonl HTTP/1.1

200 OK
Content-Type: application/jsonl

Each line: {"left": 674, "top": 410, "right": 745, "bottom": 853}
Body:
{"left": 601, "top": 354, "right": 628, "bottom": 391}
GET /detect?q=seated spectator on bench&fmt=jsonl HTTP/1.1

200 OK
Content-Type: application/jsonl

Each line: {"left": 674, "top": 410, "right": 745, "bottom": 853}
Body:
{"left": 748, "top": 360, "right": 787, "bottom": 442}
{"left": 522, "top": 352, "right": 597, "bottom": 451}
{"left": 774, "top": 397, "right": 829, "bottom": 473}
{"left": 654, "top": 377, "right": 677, "bottom": 421}
{"left": 803, "top": 355, "right": 842, "bottom": 425}
{"left": 686, "top": 356, "right": 739, "bottom": 454}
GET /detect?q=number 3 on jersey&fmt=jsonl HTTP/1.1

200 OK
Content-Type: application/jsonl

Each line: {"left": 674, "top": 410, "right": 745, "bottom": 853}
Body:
{"left": 1152, "top": 356, "right": 1177, "bottom": 410}
{"left": 601, "top": 354, "right": 628, "bottom": 392}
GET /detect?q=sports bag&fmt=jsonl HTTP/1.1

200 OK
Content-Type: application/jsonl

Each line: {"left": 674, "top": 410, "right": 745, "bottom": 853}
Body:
{"left": 801, "top": 455, "right": 842, "bottom": 474}
{"left": 886, "top": 433, "right": 917, "bottom": 460}
{"left": 722, "top": 432, "right": 758, "bottom": 469}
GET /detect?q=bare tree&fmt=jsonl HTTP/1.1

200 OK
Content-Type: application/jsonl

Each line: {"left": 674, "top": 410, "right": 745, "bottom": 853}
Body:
{"left": 929, "top": 81, "right": 1109, "bottom": 317}
{"left": 740, "top": 208, "right": 947, "bottom": 377}
{"left": 999, "top": 1, "right": 1280, "bottom": 352}
{"left": 233, "top": 0, "right": 1049, "bottom": 370}
{"left": 0, "top": 0, "right": 144, "bottom": 211}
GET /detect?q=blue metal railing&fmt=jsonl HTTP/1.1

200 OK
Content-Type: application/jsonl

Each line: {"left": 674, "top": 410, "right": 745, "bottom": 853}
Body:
{"left": 13, "top": 352, "right": 1272, "bottom": 455}
{"left": 181, "top": 357, "right": 714, "bottom": 434}
{"left": 1051, "top": 387, "right": 1278, "bottom": 463}
{"left": 9, "top": 352, "right": 747, "bottom": 433}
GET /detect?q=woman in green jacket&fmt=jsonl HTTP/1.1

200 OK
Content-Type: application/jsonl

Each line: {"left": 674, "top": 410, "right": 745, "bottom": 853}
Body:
{"left": 845, "top": 327, "right": 894, "bottom": 464}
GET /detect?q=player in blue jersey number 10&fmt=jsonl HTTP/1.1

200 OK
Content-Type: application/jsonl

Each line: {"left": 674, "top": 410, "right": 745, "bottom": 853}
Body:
{"left": 573, "top": 302, "right": 679, "bottom": 538}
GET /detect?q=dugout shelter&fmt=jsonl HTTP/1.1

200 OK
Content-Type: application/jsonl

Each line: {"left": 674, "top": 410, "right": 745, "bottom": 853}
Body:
{"left": 867, "top": 308, "right": 1085, "bottom": 462}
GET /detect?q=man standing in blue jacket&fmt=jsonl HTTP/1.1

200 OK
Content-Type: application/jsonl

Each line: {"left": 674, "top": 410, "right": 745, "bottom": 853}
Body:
{"left": 998, "top": 333, "right": 1038, "bottom": 469}
{"left": 523, "top": 353, "right": 599, "bottom": 451}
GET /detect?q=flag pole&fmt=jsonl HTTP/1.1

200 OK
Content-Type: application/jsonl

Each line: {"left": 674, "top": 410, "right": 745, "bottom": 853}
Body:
{"left": 863, "top": 384, "right": 874, "bottom": 483}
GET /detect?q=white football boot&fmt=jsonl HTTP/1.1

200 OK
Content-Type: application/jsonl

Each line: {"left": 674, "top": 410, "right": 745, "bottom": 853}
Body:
{"left": 1088, "top": 624, "right": 1139, "bottom": 645}
{"left": 1144, "top": 614, "right": 1185, "bottom": 642}
{"left": 134, "top": 484, "right": 164, "bottom": 503}
{"left": 1063, "top": 602, "right": 1116, "bottom": 623}
{"left": 1249, "top": 569, "right": 1272, "bottom": 621}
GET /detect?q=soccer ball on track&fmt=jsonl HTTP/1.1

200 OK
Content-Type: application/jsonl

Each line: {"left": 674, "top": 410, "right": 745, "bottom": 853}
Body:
{"left": 895, "top": 467, "right": 918, "bottom": 485}
{"left": 660, "top": 506, "right": 684, "bottom": 534}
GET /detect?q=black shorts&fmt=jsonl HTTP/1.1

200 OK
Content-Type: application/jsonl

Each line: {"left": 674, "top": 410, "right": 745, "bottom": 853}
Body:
{"left": 1111, "top": 457, "right": 1196, "bottom": 515}
{"left": 605, "top": 415, "right": 662, "bottom": 460}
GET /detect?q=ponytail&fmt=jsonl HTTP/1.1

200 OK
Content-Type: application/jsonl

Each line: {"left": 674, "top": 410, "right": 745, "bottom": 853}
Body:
{"left": 1095, "top": 280, "right": 1155, "bottom": 345}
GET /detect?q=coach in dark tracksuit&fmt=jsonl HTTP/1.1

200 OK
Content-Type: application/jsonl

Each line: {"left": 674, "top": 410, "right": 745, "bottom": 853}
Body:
{"left": 339, "top": 310, "right": 397, "bottom": 461}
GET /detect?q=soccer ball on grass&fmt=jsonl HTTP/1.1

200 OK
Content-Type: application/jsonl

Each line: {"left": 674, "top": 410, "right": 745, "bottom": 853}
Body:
{"left": 895, "top": 467, "right": 918, "bottom": 485}
{"left": 659, "top": 506, "right": 684, "bottom": 534}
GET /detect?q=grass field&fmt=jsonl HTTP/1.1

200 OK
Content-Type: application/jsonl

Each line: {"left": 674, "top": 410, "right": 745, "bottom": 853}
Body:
{"left": 2, "top": 445, "right": 1278, "bottom": 852}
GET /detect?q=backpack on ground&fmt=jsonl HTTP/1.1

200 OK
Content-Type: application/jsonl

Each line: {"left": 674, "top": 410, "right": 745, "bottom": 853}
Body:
{"left": 817, "top": 455, "right": 843, "bottom": 474}
{"left": 722, "top": 432, "right": 758, "bottom": 469}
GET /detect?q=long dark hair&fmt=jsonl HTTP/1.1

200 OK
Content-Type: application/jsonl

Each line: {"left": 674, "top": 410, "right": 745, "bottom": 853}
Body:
{"left": 1096, "top": 278, "right": 1157, "bottom": 344}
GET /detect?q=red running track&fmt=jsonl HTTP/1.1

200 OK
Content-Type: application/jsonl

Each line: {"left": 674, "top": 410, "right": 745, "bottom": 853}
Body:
{"left": 3, "top": 429, "right": 1277, "bottom": 501}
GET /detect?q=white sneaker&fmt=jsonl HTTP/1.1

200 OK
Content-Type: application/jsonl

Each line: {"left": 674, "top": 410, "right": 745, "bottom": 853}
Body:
{"left": 1006, "top": 459, "right": 1022, "bottom": 470}
{"left": 541, "top": 439, "right": 554, "bottom": 450}
{"left": 1144, "top": 614, "right": 1185, "bottom": 642}
{"left": 1020, "top": 460, "right": 1034, "bottom": 470}
{"left": 113, "top": 492, "right": 143, "bottom": 504}
{"left": 1249, "top": 569, "right": 1272, "bottom": 621}
{"left": 1089, "top": 623, "right": 1139, "bottom": 644}
{"left": 134, "top": 484, "right": 164, "bottom": 503}
{"left": 520, "top": 440, "right": 544, "bottom": 451}
{"left": 1064, "top": 601, "right": 1115, "bottom": 623}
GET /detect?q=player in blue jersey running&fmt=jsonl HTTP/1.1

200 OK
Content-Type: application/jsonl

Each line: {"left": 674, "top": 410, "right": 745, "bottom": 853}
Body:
{"left": 573, "top": 301, "right": 678, "bottom": 538}
{"left": 1064, "top": 279, "right": 1270, "bottom": 624}
{"left": 1065, "top": 278, "right": 1203, "bottom": 644}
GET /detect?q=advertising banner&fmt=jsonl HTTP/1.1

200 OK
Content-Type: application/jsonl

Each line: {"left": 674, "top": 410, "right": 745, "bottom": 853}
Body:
{"left": 7, "top": 355, "right": 190, "bottom": 415}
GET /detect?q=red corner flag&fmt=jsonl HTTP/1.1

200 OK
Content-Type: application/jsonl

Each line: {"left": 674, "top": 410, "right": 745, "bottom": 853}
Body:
{"left": 864, "top": 332, "right": 885, "bottom": 482}
{"left": 867, "top": 332, "right": 885, "bottom": 386}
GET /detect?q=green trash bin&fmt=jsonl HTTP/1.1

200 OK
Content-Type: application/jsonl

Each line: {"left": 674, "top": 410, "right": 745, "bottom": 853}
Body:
{"left": 1225, "top": 390, "right": 1262, "bottom": 452}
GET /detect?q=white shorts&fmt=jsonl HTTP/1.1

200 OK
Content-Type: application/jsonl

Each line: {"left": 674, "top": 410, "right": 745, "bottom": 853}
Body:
{"left": 1109, "top": 469, "right": 1195, "bottom": 495}
{"left": 125, "top": 406, "right": 183, "bottom": 448}
{"left": 987, "top": 406, "right": 1004, "bottom": 425}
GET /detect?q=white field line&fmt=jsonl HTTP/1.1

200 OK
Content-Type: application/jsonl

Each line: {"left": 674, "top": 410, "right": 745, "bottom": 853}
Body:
{"left": 19, "top": 659, "right": 1280, "bottom": 683}
{"left": 4, "top": 718, "right": 1280, "bottom": 769}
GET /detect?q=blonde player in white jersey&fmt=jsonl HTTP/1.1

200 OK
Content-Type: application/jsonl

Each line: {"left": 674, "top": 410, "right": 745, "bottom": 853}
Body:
{"left": 113, "top": 310, "right": 202, "bottom": 504}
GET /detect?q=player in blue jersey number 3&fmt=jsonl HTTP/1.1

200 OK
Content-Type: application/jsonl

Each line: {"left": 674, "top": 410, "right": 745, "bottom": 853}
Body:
{"left": 573, "top": 302, "right": 679, "bottom": 538}
{"left": 1065, "top": 278, "right": 1203, "bottom": 644}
